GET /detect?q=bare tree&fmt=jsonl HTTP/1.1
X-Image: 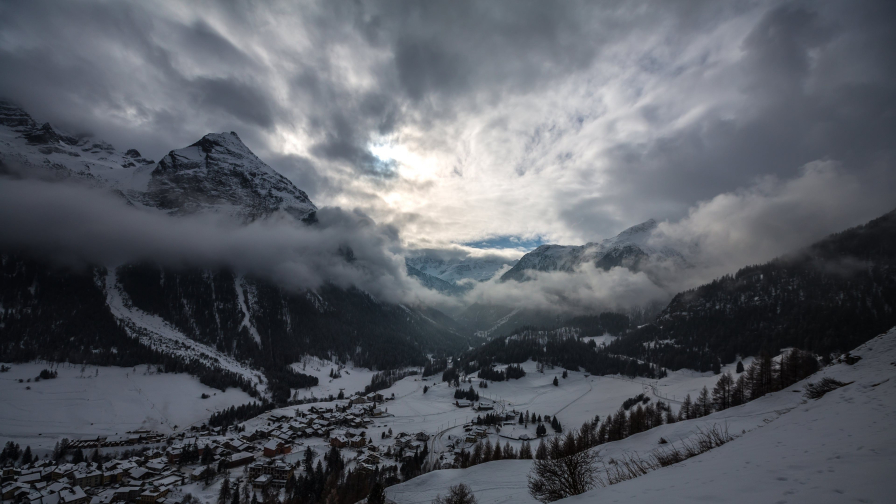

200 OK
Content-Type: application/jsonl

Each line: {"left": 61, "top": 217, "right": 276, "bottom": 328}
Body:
{"left": 432, "top": 483, "right": 478, "bottom": 504}
{"left": 527, "top": 448, "right": 601, "bottom": 503}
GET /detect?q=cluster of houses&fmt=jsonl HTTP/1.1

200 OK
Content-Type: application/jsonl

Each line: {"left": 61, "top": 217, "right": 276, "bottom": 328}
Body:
{"left": 3, "top": 389, "right": 500, "bottom": 504}
{"left": 2, "top": 450, "right": 189, "bottom": 504}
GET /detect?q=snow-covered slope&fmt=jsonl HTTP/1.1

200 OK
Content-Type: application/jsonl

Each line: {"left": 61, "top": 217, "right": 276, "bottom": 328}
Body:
{"left": 0, "top": 100, "right": 156, "bottom": 191}
{"left": 102, "top": 269, "right": 267, "bottom": 392}
{"left": 501, "top": 219, "right": 688, "bottom": 281}
{"left": 0, "top": 361, "right": 253, "bottom": 451}
{"left": 386, "top": 327, "right": 896, "bottom": 504}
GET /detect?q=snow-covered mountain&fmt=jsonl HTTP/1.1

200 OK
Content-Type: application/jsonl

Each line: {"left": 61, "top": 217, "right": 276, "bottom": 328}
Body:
{"left": 0, "top": 100, "right": 156, "bottom": 187}
{"left": 406, "top": 254, "right": 516, "bottom": 284}
{"left": 0, "top": 100, "right": 316, "bottom": 223}
{"left": 501, "top": 219, "right": 687, "bottom": 281}
{"left": 0, "top": 100, "right": 468, "bottom": 402}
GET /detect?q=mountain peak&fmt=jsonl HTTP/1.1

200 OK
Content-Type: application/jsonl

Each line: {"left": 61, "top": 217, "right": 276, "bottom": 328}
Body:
{"left": 147, "top": 131, "right": 317, "bottom": 222}
{"left": 614, "top": 218, "right": 657, "bottom": 239}
{"left": 0, "top": 99, "right": 37, "bottom": 130}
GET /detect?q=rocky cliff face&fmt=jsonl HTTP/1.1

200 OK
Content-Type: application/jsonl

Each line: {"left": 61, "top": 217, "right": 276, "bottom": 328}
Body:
{"left": 145, "top": 132, "right": 316, "bottom": 222}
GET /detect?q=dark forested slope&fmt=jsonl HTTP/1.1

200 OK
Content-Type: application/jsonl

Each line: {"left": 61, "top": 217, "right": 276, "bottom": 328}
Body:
{"left": 609, "top": 209, "right": 896, "bottom": 371}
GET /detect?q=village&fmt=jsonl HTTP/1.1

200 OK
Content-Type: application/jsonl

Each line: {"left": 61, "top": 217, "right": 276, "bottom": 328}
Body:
{"left": 0, "top": 382, "right": 528, "bottom": 504}
{"left": 1, "top": 355, "right": 724, "bottom": 504}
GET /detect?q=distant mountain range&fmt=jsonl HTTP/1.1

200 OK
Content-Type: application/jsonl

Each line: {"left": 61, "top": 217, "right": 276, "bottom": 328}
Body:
{"left": 406, "top": 255, "right": 514, "bottom": 284}
{"left": 501, "top": 219, "right": 688, "bottom": 282}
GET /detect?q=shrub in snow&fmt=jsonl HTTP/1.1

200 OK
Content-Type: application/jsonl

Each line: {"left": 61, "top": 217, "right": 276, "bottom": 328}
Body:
{"left": 432, "top": 483, "right": 478, "bottom": 504}
{"left": 803, "top": 377, "right": 852, "bottom": 399}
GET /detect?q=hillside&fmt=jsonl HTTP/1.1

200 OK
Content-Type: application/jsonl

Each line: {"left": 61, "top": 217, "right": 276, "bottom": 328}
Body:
{"left": 609, "top": 209, "right": 896, "bottom": 372}
{"left": 386, "top": 327, "right": 896, "bottom": 504}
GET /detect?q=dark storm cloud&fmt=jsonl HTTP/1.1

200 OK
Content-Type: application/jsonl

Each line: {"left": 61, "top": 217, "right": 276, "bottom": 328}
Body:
{"left": 0, "top": 176, "right": 422, "bottom": 304}
{"left": 0, "top": 0, "right": 894, "bottom": 312}
{"left": 556, "top": 1, "right": 896, "bottom": 241}
{"left": 191, "top": 77, "right": 275, "bottom": 129}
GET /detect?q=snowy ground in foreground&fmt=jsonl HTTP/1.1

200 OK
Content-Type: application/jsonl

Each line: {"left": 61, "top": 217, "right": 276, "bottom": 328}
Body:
{"left": 387, "top": 328, "right": 896, "bottom": 504}
{"left": 0, "top": 362, "right": 253, "bottom": 454}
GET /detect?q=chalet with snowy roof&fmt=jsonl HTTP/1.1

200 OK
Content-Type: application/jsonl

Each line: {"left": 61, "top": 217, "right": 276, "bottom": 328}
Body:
{"left": 225, "top": 452, "right": 255, "bottom": 468}
{"left": 262, "top": 440, "right": 291, "bottom": 458}
{"left": 137, "top": 487, "right": 169, "bottom": 504}
{"left": 2, "top": 483, "right": 27, "bottom": 500}
{"left": 17, "top": 472, "right": 42, "bottom": 485}
{"left": 190, "top": 467, "right": 212, "bottom": 481}
{"left": 70, "top": 470, "right": 102, "bottom": 488}
{"left": 57, "top": 486, "right": 88, "bottom": 504}
{"left": 51, "top": 465, "right": 75, "bottom": 481}
{"left": 144, "top": 461, "right": 166, "bottom": 473}
{"left": 222, "top": 439, "right": 250, "bottom": 453}
{"left": 127, "top": 468, "right": 153, "bottom": 481}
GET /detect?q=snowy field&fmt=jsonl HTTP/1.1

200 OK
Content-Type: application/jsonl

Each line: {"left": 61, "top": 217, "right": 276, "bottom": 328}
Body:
{"left": 289, "top": 358, "right": 381, "bottom": 400}
{"left": 0, "top": 362, "right": 253, "bottom": 454}
{"left": 386, "top": 328, "right": 896, "bottom": 504}
{"left": 259, "top": 354, "right": 765, "bottom": 481}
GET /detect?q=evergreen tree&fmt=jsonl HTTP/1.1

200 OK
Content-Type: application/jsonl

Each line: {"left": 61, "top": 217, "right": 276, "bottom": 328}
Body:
{"left": 552, "top": 376, "right": 559, "bottom": 386}
{"left": 696, "top": 386, "right": 712, "bottom": 417}
{"left": 367, "top": 482, "right": 386, "bottom": 504}
{"left": 241, "top": 476, "right": 251, "bottom": 504}
{"left": 217, "top": 474, "right": 231, "bottom": 504}
{"left": 519, "top": 441, "right": 533, "bottom": 459}
{"left": 732, "top": 374, "right": 747, "bottom": 406}
{"left": 712, "top": 372, "right": 734, "bottom": 411}
{"left": 21, "top": 446, "right": 33, "bottom": 466}
{"left": 535, "top": 439, "right": 548, "bottom": 460}
{"left": 736, "top": 360, "right": 745, "bottom": 373}
{"left": 72, "top": 448, "right": 85, "bottom": 464}
{"left": 231, "top": 482, "right": 241, "bottom": 504}
{"left": 503, "top": 442, "right": 516, "bottom": 459}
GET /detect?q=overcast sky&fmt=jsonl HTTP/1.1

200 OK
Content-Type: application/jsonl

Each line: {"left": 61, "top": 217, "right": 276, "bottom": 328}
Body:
{"left": 1, "top": 0, "right": 894, "bottom": 257}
